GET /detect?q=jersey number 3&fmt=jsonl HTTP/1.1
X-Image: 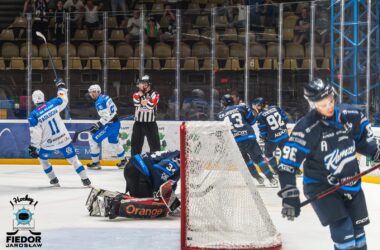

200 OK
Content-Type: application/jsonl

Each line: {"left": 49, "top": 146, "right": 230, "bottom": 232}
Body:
{"left": 224, "top": 113, "right": 244, "bottom": 128}
{"left": 48, "top": 118, "right": 60, "bottom": 135}
{"left": 266, "top": 113, "right": 284, "bottom": 130}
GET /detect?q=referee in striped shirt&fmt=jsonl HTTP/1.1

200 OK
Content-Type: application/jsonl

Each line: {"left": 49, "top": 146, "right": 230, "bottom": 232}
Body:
{"left": 131, "top": 75, "right": 161, "bottom": 156}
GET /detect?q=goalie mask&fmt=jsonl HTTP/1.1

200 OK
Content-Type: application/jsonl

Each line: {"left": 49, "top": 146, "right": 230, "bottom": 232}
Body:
{"left": 32, "top": 90, "right": 45, "bottom": 105}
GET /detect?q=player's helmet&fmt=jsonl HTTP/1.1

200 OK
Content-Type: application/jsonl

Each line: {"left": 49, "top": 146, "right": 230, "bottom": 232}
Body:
{"left": 220, "top": 94, "right": 234, "bottom": 106}
{"left": 139, "top": 75, "right": 151, "bottom": 85}
{"left": 304, "top": 78, "right": 334, "bottom": 102}
{"left": 192, "top": 89, "right": 205, "bottom": 98}
{"left": 88, "top": 84, "right": 101, "bottom": 93}
{"left": 251, "top": 97, "right": 266, "bottom": 109}
{"left": 32, "top": 90, "right": 45, "bottom": 105}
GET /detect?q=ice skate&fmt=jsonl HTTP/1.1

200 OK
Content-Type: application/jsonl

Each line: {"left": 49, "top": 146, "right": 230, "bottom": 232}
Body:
{"left": 87, "top": 162, "right": 101, "bottom": 170}
{"left": 50, "top": 177, "right": 60, "bottom": 187}
{"left": 116, "top": 157, "right": 129, "bottom": 169}
{"left": 82, "top": 178, "right": 92, "bottom": 187}
{"left": 268, "top": 177, "right": 279, "bottom": 188}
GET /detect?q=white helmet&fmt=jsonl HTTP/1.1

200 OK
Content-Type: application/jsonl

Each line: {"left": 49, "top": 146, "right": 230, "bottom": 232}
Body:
{"left": 32, "top": 90, "right": 45, "bottom": 105}
{"left": 88, "top": 84, "right": 101, "bottom": 93}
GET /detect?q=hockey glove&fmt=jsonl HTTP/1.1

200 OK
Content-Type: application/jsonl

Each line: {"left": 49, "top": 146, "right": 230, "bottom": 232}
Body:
{"left": 54, "top": 78, "right": 66, "bottom": 89}
{"left": 28, "top": 145, "right": 39, "bottom": 158}
{"left": 90, "top": 122, "right": 103, "bottom": 134}
{"left": 327, "top": 174, "right": 339, "bottom": 186}
{"left": 277, "top": 185, "right": 300, "bottom": 221}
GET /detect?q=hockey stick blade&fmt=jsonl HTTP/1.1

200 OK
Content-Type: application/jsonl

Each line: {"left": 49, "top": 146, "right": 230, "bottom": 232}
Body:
{"left": 72, "top": 128, "right": 92, "bottom": 143}
{"left": 35, "top": 31, "right": 47, "bottom": 43}
{"left": 300, "top": 162, "right": 380, "bottom": 208}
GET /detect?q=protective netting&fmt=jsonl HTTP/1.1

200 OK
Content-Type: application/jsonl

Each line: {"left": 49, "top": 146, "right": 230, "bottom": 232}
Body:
{"left": 182, "top": 121, "right": 281, "bottom": 249}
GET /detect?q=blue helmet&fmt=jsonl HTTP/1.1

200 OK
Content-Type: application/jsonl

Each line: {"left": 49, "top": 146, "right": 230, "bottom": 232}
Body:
{"left": 251, "top": 97, "right": 266, "bottom": 111}
{"left": 221, "top": 94, "right": 234, "bottom": 106}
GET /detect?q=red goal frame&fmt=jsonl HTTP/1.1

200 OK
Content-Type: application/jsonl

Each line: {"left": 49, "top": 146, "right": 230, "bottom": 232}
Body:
{"left": 180, "top": 122, "right": 282, "bottom": 250}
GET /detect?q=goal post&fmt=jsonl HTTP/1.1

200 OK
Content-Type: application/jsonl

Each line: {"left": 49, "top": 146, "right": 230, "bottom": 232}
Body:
{"left": 180, "top": 121, "right": 282, "bottom": 250}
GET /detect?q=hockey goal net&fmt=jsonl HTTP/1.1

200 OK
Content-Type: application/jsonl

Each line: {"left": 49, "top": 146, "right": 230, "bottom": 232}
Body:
{"left": 180, "top": 121, "right": 282, "bottom": 250}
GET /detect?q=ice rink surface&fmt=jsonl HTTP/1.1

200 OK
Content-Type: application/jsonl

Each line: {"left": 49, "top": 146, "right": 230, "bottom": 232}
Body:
{"left": 1, "top": 165, "right": 380, "bottom": 250}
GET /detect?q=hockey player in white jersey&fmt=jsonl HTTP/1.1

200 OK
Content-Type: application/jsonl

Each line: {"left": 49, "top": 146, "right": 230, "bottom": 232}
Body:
{"left": 28, "top": 79, "right": 91, "bottom": 187}
{"left": 86, "top": 84, "right": 127, "bottom": 170}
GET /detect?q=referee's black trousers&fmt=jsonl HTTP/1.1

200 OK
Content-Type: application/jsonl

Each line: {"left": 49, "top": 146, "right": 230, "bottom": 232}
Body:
{"left": 131, "top": 121, "right": 160, "bottom": 156}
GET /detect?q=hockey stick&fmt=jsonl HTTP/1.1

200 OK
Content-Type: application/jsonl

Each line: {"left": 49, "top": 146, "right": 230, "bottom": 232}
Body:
{"left": 159, "top": 180, "right": 181, "bottom": 212}
{"left": 300, "top": 162, "right": 380, "bottom": 208}
{"left": 36, "top": 31, "right": 58, "bottom": 80}
{"left": 72, "top": 115, "right": 134, "bottom": 143}
{"left": 72, "top": 127, "right": 92, "bottom": 143}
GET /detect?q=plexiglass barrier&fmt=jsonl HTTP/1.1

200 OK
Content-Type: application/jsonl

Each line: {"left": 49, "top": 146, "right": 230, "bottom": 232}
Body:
{"left": 0, "top": 0, "right": 378, "bottom": 124}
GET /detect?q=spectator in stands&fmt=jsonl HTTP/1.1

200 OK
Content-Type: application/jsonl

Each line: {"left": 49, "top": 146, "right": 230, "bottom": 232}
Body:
{"left": 146, "top": 16, "right": 160, "bottom": 47}
{"left": 260, "top": 0, "right": 275, "bottom": 27}
{"left": 182, "top": 89, "right": 209, "bottom": 121}
{"left": 111, "top": 0, "right": 127, "bottom": 19}
{"left": 160, "top": 5, "right": 176, "bottom": 42}
{"left": 54, "top": 0, "right": 65, "bottom": 45}
{"left": 125, "top": 9, "right": 145, "bottom": 43}
{"left": 32, "top": 0, "right": 50, "bottom": 43}
{"left": 23, "top": 0, "right": 34, "bottom": 15}
{"left": 47, "top": 0, "right": 57, "bottom": 12}
{"left": 248, "top": 0, "right": 263, "bottom": 32}
{"left": 64, "top": 0, "right": 85, "bottom": 30}
{"left": 83, "top": 0, "right": 101, "bottom": 29}
{"left": 293, "top": 7, "right": 310, "bottom": 45}
{"left": 230, "top": 0, "right": 247, "bottom": 29}
{"left": 315, "top": 7, "right": 329, "bottom": 44}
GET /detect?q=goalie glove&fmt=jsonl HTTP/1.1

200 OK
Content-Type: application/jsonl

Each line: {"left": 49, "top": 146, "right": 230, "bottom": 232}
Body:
{"left": 277, "top": 185, "right": 300, "bottom": 221}
{"left": 90, "top": 122, "right": 103, "bottom": 134}
{"left": 28, "top": 145, "right": 39, "bottom": 158}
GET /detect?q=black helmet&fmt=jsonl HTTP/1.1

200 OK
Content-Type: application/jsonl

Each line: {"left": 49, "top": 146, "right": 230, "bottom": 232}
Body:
{"left": 251, "top": 97, "right": 266, "bottom": 107}
{"left": 304, "top": 78, "right": 334, "bottom": 102}
{"left": 221, "top": 94, "right": 234, "bottom": 106}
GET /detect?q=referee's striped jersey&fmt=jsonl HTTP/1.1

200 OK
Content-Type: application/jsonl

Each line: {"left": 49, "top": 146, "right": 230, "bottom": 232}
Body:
{"left": 133, "top": 90, "right": 159, "bottom": 122}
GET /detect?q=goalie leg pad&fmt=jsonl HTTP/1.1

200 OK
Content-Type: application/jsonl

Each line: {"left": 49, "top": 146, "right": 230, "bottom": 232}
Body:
{"left": 119, "top": 197, "right": 169, "bottom": 219}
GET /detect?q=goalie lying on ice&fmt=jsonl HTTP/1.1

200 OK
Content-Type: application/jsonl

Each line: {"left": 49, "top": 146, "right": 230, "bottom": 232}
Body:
{"left": 86, "top": 150, "right": 180, "bottom": 219}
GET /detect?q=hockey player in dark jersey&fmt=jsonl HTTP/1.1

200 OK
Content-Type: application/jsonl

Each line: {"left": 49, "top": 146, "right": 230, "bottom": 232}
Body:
{"left": 252, "top": 97, "right": 289, "bottom": 173}
{"left": 217, "top": 94, "right": 278, "bottom": 187}
{"left": 86, "top": 150, "right": 180, "bottom": 219}
{"left": 277, "top": 78, "right": 379, "bottom": 250}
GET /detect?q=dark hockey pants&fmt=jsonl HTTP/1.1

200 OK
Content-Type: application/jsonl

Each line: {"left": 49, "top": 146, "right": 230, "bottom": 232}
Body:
{"left": 237, "top": 139, "right": 273, "bottom": 179}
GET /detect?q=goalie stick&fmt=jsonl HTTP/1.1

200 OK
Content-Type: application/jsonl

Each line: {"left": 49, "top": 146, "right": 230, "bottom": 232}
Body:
{"left": 300, "top": 162, "right": 380, "bottom": 207}
{"left": 159, "top": 180, "right": 181, "bottom": 212}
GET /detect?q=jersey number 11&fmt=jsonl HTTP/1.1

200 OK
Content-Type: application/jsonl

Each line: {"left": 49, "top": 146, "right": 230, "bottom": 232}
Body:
{"left": 48, "top": 118, "right": 60, "bottom": 135}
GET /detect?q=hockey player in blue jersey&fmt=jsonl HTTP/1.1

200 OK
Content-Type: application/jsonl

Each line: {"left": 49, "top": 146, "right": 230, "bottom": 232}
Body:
{"left": 252, "top": 97, "right": 289, "bottom": 173}
{"left": 277, "top": 78, "right": 380, "bottom": 250}
{"left": 86, "top": 84, "right": 127, "bottom": 170}
{"left": 28, "top": 79, "right": 91, "bottom": 187}
{"left": 217, "top": 94, "right": 278, "bottom": 187}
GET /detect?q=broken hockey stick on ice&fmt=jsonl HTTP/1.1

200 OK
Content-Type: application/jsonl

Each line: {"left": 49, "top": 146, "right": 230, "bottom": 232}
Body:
{"left": 300, "top": 163, "right": 380, "bottom": 208}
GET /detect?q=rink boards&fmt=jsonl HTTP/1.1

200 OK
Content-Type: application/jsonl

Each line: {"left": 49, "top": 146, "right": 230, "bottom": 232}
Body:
{"left": 0, "top": 120, "right": 379, "bottom": 184}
